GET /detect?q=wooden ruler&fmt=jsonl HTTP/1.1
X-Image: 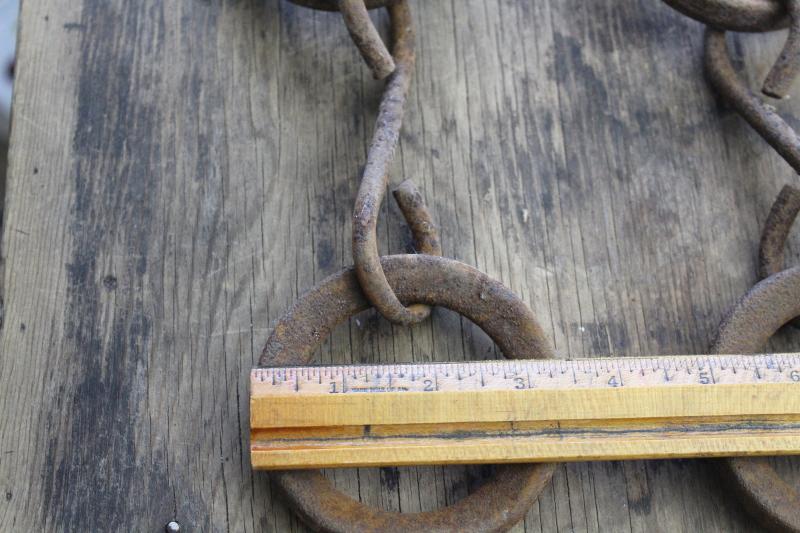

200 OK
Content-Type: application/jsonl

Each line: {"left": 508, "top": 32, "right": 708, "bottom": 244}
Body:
{"left": 250, "top": 354, "right": 800, "bottom": 469}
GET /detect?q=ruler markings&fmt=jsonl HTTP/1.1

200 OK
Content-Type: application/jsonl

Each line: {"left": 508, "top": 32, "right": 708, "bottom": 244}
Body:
{"left": 253, "top": 354, "right": 800, "bottom": 387}
{"left": 249, "top": 355, "right": 800, "bottom": 469}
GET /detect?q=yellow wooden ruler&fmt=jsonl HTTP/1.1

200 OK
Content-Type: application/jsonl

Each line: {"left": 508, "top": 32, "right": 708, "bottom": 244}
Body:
{"left": 250, "top": 354, "right": 800, "bottom": 469}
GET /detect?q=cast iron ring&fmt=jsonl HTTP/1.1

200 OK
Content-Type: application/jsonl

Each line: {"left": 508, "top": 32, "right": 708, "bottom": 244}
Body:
{"left": 661, "top": 0, "right": 789, "bottom": 32}
{"left": 259, "top": 254, "right": 556, "bottom": 532}
{"left": 712, "top": 267, "right": 800, "bottom": 532}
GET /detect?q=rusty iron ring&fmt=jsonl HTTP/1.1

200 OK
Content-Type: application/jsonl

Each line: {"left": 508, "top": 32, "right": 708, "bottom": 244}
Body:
{"left": 352, "top": 1, "right": 433, "bottom": 326}
{"left": 705, "top": 29, "right": 800, "bottom": 172}
{"left": 661, "top": 0, "right": 789, "bottom": 32}
{"left": 712, "top": 267, "right": 800, "bottom": 532}
{"left": 259, "top": 254, "right": 556, "bottom": 532}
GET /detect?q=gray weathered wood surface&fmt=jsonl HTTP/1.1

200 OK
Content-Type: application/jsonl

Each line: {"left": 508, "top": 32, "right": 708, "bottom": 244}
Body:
{"left": 1, "top": 0, "right": 799, "bottom": 531}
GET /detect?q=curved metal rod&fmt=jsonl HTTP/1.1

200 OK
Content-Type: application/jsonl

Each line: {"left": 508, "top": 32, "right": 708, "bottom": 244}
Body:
{"left": 393, "top": 179, "right": 441, "bottom": 257}
{"left": 763, "top": 0, "right": 800, "bottom": 98}
{"left": 339, "top": 0, "right": 395, "bottom": 79}
{"left": 705, "top": 29, "right": 800, "bottom": 173}
{"left": 759, "top": 184, "right": 800, "bottom": 278}
{"left": 287, "top": 0, "right": 395, "bottom": 11}
{"left": 661, "top": 0, "right": 788, "bottom": 32}
{"left": 391, "top": 179, "right": 442, "bottom": 320}
{"left": 352, "top": 1, "right": 428, "bottom": 326}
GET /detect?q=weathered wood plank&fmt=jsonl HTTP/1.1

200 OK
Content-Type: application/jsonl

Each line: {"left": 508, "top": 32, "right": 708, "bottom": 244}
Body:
{"left": 0, "top": 0, "right": 798, "bottom": 531}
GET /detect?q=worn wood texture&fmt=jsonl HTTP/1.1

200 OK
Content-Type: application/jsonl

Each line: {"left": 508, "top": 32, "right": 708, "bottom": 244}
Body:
{"left": 2, "top": 0, "right": 800, "bottom": 531}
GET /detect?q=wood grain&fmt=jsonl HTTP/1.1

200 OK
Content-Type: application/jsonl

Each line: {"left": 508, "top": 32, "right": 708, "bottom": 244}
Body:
{"left": 1, "top": 0, "right": 799, "bottom": 531}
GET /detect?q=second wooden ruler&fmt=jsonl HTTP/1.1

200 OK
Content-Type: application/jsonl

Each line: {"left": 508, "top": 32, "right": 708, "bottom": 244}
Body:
{"left": 250, "top": 354, "right": 800, "bottom": 469}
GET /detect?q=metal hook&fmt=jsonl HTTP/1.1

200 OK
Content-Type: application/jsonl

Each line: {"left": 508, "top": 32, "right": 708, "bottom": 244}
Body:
{"left": 288, "top": 0, "right": 432, "bottom": 325}
{"left": 352, "top": 1, "right": 435, "bottom": 326}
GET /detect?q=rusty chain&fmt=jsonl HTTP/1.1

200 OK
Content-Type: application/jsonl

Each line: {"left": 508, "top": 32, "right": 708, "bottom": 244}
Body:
{"left": 258, "top": 0, "right": 800, "bottom": 531}
{"left": 262, "top": 2, "right": 559, "bottom": 531}
{"left": 348, "top": 1, "right": 434, "bottom": 326}
{"left": 661, "top": 2, "right": 800, "bottom": 531}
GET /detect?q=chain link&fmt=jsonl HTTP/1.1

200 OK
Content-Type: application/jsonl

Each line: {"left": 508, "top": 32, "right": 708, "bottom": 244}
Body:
{"left": 350, "top": 1, "right": 431, "bottom": 325}
{"left": 292, "top": 0, "right": 434, "bottom": 325}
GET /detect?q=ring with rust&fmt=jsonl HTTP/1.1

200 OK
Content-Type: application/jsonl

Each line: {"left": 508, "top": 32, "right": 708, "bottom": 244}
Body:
{"left": 712, "top": 267, "right": 800, "bottom": 532}
{"left": 259, "top": 254, "right": 556, "bottom": 532}
{"left": 661, "top": 0, "right": 789, "bottom": 32}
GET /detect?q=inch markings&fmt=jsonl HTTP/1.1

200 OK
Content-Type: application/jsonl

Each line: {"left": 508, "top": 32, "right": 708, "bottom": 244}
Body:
{"left": 251, "top": 354, "right": 800, "bottom": 396}
{"left": 250, "top": 353, "right": 800, "bottom": 468}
